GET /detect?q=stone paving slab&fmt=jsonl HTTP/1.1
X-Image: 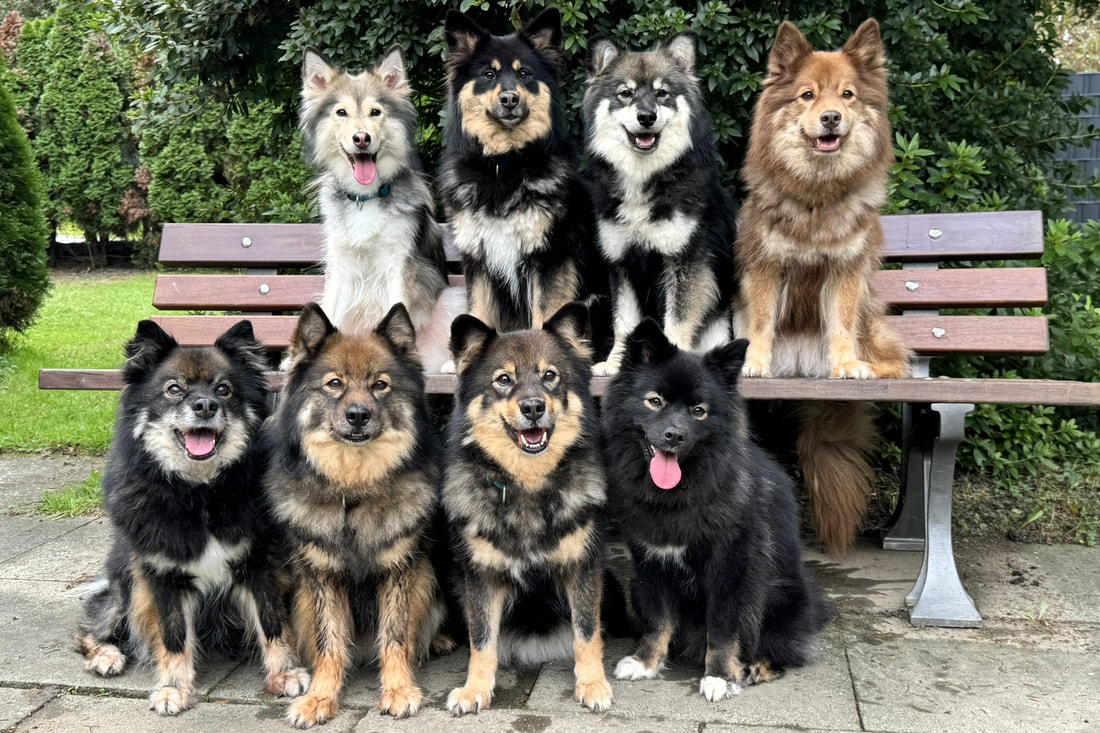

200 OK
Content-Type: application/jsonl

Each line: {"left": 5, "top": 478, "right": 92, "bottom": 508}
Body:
{"left": 847, "top": 638, "right": 1100, "bottom": 733}
{"left": 0, "top": 686, "right": 60, "bottom": 732}
{"left": 12, "top": 693, "right": 364, "bottom": 733}
{"left": 803, "top": 540, "right": 924, "bottom": 617}
{"left": 0, "top": 455, "right": 103, "bottom": 514}
{"left": 1022, "top": 544, "right": 1100, "bottom": 624}
{"left": 0, "top": 517, "right": 92, "bottom": 566}
{"left": 0, "top": 518, "right": 110, "bottom": 583}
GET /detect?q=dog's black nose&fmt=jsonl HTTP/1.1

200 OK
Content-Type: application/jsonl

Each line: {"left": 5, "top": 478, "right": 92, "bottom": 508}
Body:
{"left": 520, "top": 398, "right": 545, "bottom": 422}
{"left": 345, "top": 405, "right": 372, "bottom": 427}
{"left": 192, "top": 398, "right": 218, "bottom": 420}
{"left": 499, "top": 91, "right": 520, "bottom": 110}
{"left": 636, "top": 108, "right": 657, "bottom": 127}
{"left": 820, "top": 110, "right": 841, "bottom": 129}
{"left": 663, "top": 427, "right": 685, "bottom": 447}
{"left": 353, "top": 132, "right": 371, "bottom": 148}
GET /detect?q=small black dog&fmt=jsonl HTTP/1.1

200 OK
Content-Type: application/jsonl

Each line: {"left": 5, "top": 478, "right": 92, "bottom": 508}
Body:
{"left": 77, "top": 320, "right": 308, "bottom": 716}
{"left": 602, "top": 319, "right": 829, "bottom": 701}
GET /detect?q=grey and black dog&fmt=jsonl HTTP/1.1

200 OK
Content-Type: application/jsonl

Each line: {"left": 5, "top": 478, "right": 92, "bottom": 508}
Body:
{"left": 583, "top": 34, "right": 737, "bottom": 374}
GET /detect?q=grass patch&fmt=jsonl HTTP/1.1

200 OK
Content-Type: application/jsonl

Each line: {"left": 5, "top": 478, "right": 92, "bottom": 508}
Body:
{"left": 37, "top": 470, "right": 103, "bottom": 518}
{"left": 0, "top": 269, "right": 157, "bottom": 454}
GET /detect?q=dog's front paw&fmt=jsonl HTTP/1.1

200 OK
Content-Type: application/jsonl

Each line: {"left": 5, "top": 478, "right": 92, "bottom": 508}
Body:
{"left": 575, "top": 678, "right": 613, "bottom": 713}
{"left": 699, "top": 675, "right": 741, "bottom": 702}
{"left": 747, "top": 660, "right": 782, "bottom": 685}
{"left": 740, "top": 356, "right": 771, "bottom": 378}
{"left": 267, "top": 667, "right": 311, "bottom": 697}
{"left": 832, "top": 359, "right": 875, "bottom": 379}
{"left": 287, "top": 693, "right": 338, "bottom": 729}
{"left": 86, "top": 646, "right": 126, "bottom": 677}
{"left": 379, "top": 685, "right": 422, "bottom": 719}
{"left": 446, "top": 685, "right": 492, "bottom": 716}
{"left": 613, "top": 655, "right": 658, "bottom": 681}
{"left": 439, "top": 359, "right": 456, "bottom": 374}
{"left": 149, "top": 685, "right": 195, "bottom": 716}
{"left": 591, "top": 360, "right": 619, "bottom": 376}
{"left": 430, "top": 631, "right": 457, "bottom": 656}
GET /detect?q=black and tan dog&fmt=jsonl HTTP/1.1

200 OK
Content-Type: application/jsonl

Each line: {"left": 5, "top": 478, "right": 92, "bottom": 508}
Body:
{"left": 77, "top": 320, "right": 309, "bottom": 717}
{"left": 438, "top": 9, "right": 604, "bottom": 347}
{"left": 264, "top": 303, "right": 448, "bottom": 727}
{"left": 442, "top": 303, "right": 613, "bottom": 716}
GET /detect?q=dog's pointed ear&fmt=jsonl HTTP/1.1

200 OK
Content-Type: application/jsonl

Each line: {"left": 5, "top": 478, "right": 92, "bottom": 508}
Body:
{"left": 377, "top": 45, "right": 410, "bottom": 95}
{"left": 214, "top": 320, "right": 267, "bottom": 375}
{"left": 302, "top": 48, "right": 337, "bottom": 99}
{"left": 544, "top": 302, "right": 592, "bottom": 360}
{"left": 663, "top": 33, "right": 696, "bottom": 75}
{"left": 446, "top": 10, "right": 486, "bottom": 60}
{"left": 450, "top": 314, "right": 496, "bottom": 374}
{"left": 766, "top": 21, "right": 814, "bottom": 84}
{"left": 842, "top": 18, "right": 885, "bottom": 72}
{"left": 521, "top": 7, "right": 562, "bottom": 67}
{"left": 704, "top": 339, "right": 749, "bottom": 389}
{"left": 587, "top": 38, "right": 620, "bottom": 77}
{"left": 288, "top": 302, "right": 335, "bottom": 367}
{"left": 376, "top": 303, "right": 419, "bottom": 357}
{"left": 121, "top": 320, "right": 178, "bottom": 384}
{"left": 624, "top": 318, "right": 676, "bottom": 367}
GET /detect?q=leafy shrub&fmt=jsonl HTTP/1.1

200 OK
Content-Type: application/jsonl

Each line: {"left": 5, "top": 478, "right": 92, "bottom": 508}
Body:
{"left": 0, "top": 69, "right": 50, "bottom": 340}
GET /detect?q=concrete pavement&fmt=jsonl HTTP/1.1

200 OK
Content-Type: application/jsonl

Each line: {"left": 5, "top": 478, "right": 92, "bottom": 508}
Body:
{"left": 1, "top": 454, "right": 1097, "bottom": 732}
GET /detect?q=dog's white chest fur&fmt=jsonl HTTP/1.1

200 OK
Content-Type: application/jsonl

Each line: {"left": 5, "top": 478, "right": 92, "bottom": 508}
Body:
{"left": 597, "top": 191, "right": 699, "bottom": 261}
{"left": 146, "top": 537, "right": 251, "bottom": 594}
{"left": 451, "top": 206, "right": 554, "bottom": 295}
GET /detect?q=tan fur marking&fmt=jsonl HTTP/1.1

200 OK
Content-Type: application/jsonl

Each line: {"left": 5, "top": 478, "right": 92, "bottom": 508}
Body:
{"left": 532, "top": 262, "right": 581, "bottom": 331}
{"left": 458, "top": 80, "right": 553, "bottom": 156}
{"left": 549, "top": 522, "right": 594, "bottom": 566}
{"left": 287, "top": 578, "right": 351, "bottom": 727}
{"left": 374, "top": 533, "right": 418, "bottom": 570}
{"left": 706, "top": 639, "right": 744, "bottom": 683}
{"left": 749, "top": 659, "right": 782, "bottom": 684}
{"left": 449, "top": 585, "right": 506, "bottom": 714}
{"left": 375, "top": 557, "right": 434, "bottom": 718}
{"left": 635, "top": 622, "right": 674, "bottom": 670}
{"left": 302, "top": 424, "right": 416, "bottom": 488}
{"left": 468, "top": 535, "right": 517, "bottom": 573}
{"left": 467, "top": 276, "right": 503, "bottom": 335}
{"left": 738, "top": 265, "right": 784, "bottom": 375}
{"left": 300, "top": 543, "right": 344, "bottom": 574}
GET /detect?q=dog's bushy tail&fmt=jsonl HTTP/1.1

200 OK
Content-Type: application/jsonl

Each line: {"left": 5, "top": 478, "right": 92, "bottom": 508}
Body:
{"left": 796, "top": 401, "right": 877, "bottom": 554}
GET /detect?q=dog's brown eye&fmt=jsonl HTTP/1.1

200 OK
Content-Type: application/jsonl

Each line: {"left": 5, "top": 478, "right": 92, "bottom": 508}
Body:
{"left": 543, "top": 369, "right": 558, "bottom": 383}
{"left": 518, "top": 68, "right": 530, "bottom": 79}
{"left": 370, "top": 108, "right": 382, "bottom": 117}
{"left": 372, "top": 379, "right": 389, "bottom": 392}
{"left": 494, "top": 374, "right": 512, "bottom": 387}
{"left": 215, "top": 383, "right": 231, "bottom": 397}
{"left": 692, "top": 405, "right": 708, "bottom": 419}
{"left": 166, "top": 384, "right": 183, "bottom": 397}
{"left": 483, "top": 69, "right": 496, "bottom": 81}
{"left": 801, "top": 91, "right": 814, "bottom": 101}
{"left": 648, "top": 396, "right": 662, "bottom": 408}
{"left": 618, "top": 88, "right": 633, "bottom": 99}
{"left": 326, "top": 378, "right": 343, "bottom": 390}
{"left": 335, "top": 108, "right": 348, "bottom": 117}
{"left": 655, "top": 88, "right": 669, "bottom": 99}
{"left": 842, "top": 90, "right": 854, "bottom": 99}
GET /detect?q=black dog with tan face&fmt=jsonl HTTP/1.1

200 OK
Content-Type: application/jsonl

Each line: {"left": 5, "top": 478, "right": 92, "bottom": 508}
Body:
{"left": 264, "top": 303, "right": 447, "bottom": 727}
{"left": 443, "top": 303, "right": 613, "bottom": 716}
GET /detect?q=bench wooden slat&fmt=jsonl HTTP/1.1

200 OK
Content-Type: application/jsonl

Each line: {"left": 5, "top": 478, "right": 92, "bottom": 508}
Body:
{"left": 158, "top": 211, "right": 1044, "bottom": 268}
{"left": 153, "top": 268, "right": 1048, "bottom": 313}
{"left": 38, "top": 370, "right": 1100, "bottom": 407}
{"left": 148, "top": 314, "right": 1048, "bottom": 356}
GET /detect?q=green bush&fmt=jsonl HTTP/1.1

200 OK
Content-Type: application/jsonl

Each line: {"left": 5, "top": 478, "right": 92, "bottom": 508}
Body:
{"left": 0, "top": 68, "right": 49, "bottom": 340}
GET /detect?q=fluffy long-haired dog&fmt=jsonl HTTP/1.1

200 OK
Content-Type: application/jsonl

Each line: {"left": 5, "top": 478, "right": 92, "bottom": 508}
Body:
{"left": 584, "top": 34, "right": 737, "bottom": 375}
{"left": 733, "top": 20, "right": 911, "bottom": 553}
{"left": 442, "top": 303, "right": 613, "bottom": 716}
{"left": 603, "top": 319, "right": 829, "bottom": 702}
{"left": 300, "top": 47, "right": 460, "bottom": 371}
{"left": 264, "top": 303, "right": 447, "bottom": 726}
{"left": 77, "top": 320, "right": 309, "bottom": 716}
{"left": 439, "top": 9, "right": 604, "bottom": 344}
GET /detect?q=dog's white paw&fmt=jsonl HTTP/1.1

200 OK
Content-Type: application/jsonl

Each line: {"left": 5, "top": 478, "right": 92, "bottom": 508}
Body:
{"left": 614, "top": 655, "right": 658, "bottom": 681}
{"left": 87, "top": 646, "right": 126, "bottom": 677}
{"left": 149, "top": 685, "right": 194, "bottom": 716}
{"left": 591, "top": 360, "right": 619, "bottom": 377}
{"left": 740, "top": 358, "right": 771, "bottom": 378}
{"left": 446, "top": 685, "right": 491, "bottom": 716}
{"left": 699, "top": 675, "right": 740, "bottom": 702}
{"left": 267, "top": 667, "right": 310, "bottom": 697}
{"left": 439, "top": 359, "right": 456, "bottom": 374}
{"left": 832, "top": 359, "right": 875, "bottom": 379}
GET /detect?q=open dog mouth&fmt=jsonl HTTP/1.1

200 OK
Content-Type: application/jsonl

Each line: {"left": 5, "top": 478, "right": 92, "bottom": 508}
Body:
{"left": 812, "top": 134, "right": 843, "bottom": 153}
{"left": 505, "top": 423, "right": 552, "bottom": 455}
{"left": 175, "top": 428, "right": 220, "bottom": 461}
{"left": 645, "top": 440, "right": 681, "bottom": 490}
{"left": 626, "top": 130, "right": 660, "bottom": 153}
{"left": 345, "top": 151, "right": 377, "bottom": 186}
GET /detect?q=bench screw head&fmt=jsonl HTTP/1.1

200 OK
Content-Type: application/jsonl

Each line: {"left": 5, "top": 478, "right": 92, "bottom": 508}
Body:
{"left": 241, "top": 236, "right": 252, "bottom": 248}
{"left": 906, "top": 280, "right": 920, "bottom": 291}
{"left": 258, "top": 283, "right": 270, "bottom": 295}
{"left": 928, "top": 227, "right": 943, "bottom": 240}
{"left": 932, "top": 327, "right": 946, "bottom": 339}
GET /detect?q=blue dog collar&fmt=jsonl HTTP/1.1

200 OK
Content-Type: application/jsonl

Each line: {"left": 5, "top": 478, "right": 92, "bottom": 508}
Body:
{"left": 346, "top": 183, "right": 391, "bottom": 204}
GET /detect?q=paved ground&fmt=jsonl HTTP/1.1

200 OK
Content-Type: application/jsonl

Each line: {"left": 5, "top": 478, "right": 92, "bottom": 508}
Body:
{"left": 1, "top": 454, "right": 1097, "bottom": 732}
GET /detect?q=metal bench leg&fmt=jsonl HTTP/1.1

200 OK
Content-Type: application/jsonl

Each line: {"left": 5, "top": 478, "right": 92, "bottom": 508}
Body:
{"left": 883, "top": 402, "right": 930, "bottom": 550}
{"left": 907, "top": 403, "right": 982, "bottom": 628}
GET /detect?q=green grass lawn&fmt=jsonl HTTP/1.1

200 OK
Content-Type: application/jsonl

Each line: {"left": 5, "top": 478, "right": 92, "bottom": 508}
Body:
{"left": 0, "top": 269, "right": 157, "bottom": 454}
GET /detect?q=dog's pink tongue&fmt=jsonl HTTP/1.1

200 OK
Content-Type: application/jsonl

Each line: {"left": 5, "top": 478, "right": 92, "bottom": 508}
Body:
{"left": 184, "top": 430, "right": 216, "bottom": 458}
{"left": 352, "top": 155, "right": 376, "bottom": 185}
{"left": 635, "top": 133, "right": 657, "bottom": 149}
{"left": 649, "top": 451, "right": 681, "bottom": 490}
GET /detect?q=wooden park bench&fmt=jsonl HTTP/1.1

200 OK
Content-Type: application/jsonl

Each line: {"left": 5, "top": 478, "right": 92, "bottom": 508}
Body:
{"left": 39, "top": 210, "right": 1100, "bottom": 628}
